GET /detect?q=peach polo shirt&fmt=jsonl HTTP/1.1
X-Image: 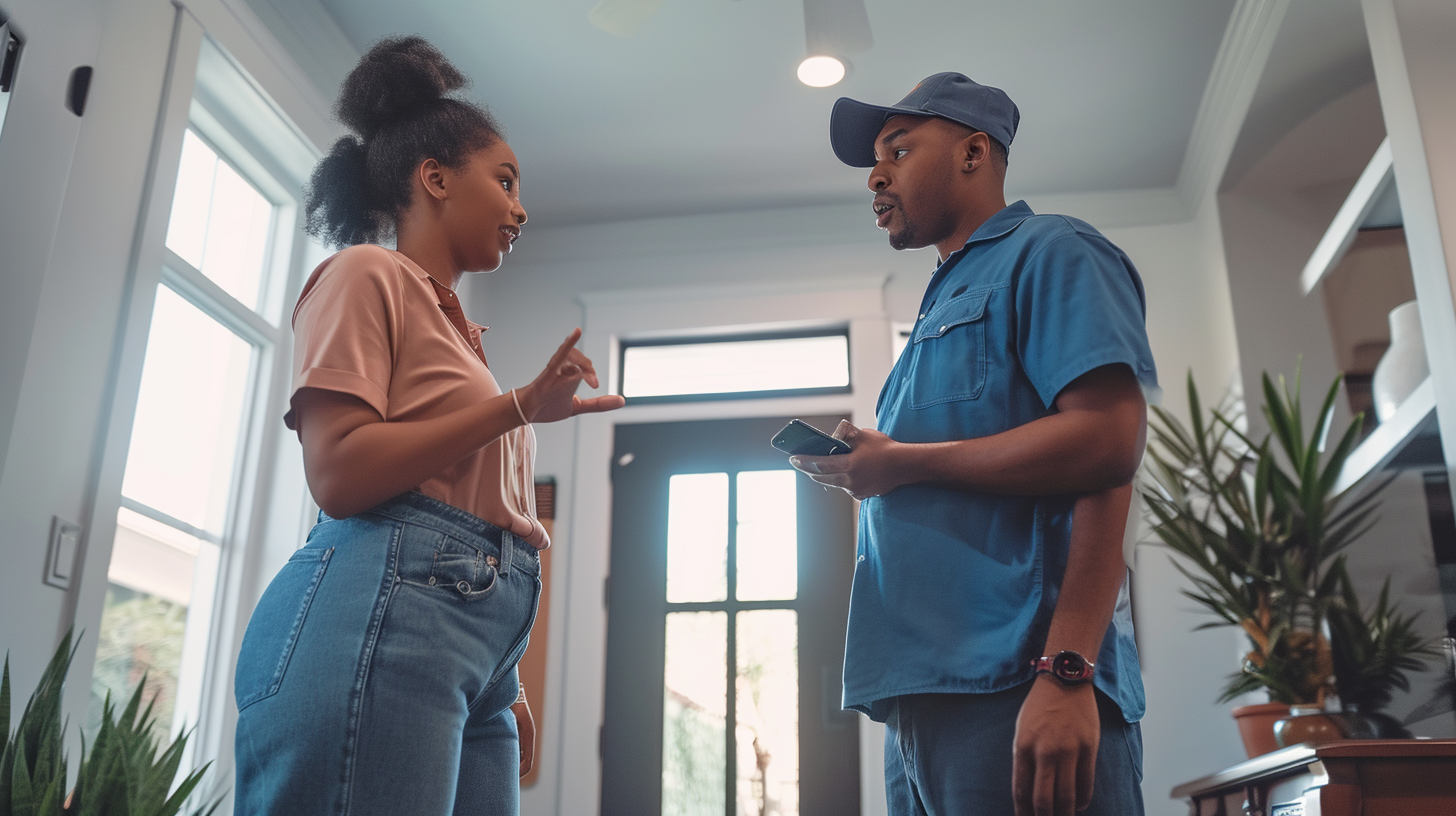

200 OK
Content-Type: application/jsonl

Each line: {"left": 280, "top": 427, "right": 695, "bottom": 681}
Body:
{"left": 284, "top": 244, "right": 547, "bottom": 548}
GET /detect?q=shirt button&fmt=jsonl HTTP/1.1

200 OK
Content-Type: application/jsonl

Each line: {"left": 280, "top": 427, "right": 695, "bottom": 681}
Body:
{"left": 857, "top": 554, "right": 865, "bottom": 562}
{"left": 918, "top": 313, "right": 925, "bottom": 319}
{"left": 940, "top": 325, "right": 948, "bottom": 332}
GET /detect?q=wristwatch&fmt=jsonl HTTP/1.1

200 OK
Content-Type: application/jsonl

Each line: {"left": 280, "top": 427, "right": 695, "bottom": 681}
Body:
{"left": 1030, "top": 650, "right": 1095, "bottom": 685}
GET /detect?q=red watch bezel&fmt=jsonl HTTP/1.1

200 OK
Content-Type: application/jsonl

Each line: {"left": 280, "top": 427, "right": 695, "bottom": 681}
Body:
{"left": 1030, "top": 650, "right": 1095, "bottom": 684}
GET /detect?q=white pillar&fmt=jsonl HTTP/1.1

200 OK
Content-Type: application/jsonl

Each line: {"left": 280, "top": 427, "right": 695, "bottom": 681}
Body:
{"left": 1361, "top": 0, "right": 1456, "bottom": 501}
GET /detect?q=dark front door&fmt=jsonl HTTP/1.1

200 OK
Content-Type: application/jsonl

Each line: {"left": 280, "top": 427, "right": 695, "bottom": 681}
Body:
{"left": 602, "top": 416, "right": 860, "bottom": 816}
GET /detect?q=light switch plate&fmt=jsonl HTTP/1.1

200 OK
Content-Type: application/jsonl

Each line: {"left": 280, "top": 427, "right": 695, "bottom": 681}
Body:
{"left": 45, "top": 516, "right": 82, "bottom": 590}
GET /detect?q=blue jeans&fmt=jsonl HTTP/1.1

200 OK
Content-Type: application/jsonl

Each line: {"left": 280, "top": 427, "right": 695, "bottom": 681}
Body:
{"left": 234, "top": 492, "right": 541, "bottom": 815}
{"left": 885, "top": 682, "right": 1145, "bottom": 816}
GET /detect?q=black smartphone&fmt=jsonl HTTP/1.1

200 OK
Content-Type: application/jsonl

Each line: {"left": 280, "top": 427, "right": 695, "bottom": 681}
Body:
{"left": 771, "top": 419, "right": 851, "bottom": 456}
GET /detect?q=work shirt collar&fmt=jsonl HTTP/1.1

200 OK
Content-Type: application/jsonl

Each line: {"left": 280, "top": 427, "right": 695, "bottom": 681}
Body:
{"left": 935, "top": 199, "right": 1036, "bottom": 272}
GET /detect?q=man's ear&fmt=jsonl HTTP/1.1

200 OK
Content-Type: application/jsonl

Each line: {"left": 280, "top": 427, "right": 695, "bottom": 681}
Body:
{"left": 957, "top": 131, "right": 992, "bottom": 173}
{"left": 417, "top": 158, "right": 448, "bottom": 201}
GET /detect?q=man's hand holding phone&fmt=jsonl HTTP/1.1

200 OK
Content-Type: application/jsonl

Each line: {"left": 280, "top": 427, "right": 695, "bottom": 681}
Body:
{"left": 780, "top": 419, "right": 906, "bottom": 500}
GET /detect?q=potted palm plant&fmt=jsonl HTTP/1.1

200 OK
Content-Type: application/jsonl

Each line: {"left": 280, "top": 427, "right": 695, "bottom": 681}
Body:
{"left": 1141, "top": 370, "right": 1436, "bottom": 756}
{"left": 1, "top": 631, "right": 223, "bottom": 815}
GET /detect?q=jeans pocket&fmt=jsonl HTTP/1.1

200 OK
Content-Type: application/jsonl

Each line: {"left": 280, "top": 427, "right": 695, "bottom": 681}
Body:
{"left": 235, "top": 546, "right": 333, "bottom": 711}
{"left": 908, "top": 289, "right": 990, "bottom": 408}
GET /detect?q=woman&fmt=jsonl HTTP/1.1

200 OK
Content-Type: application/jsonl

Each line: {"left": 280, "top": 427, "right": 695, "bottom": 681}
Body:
{"left": 232, "top": 37, "right": 622, "bottom": 815}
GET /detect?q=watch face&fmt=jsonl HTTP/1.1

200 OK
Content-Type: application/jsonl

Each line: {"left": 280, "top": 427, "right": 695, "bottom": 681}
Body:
{"left": 1051, "top": 651, "right": 1091, "bottom": 681}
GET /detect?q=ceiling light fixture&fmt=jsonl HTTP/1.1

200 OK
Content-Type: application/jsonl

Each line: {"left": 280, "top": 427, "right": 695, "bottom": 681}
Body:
{"left": 797, "top": 55, "right": 846, "bottom": 87}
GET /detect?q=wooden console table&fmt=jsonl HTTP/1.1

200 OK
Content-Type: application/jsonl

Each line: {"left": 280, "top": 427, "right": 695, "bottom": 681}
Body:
{"left": 1171, "top": 740, "right": 1456, "bottom": 815}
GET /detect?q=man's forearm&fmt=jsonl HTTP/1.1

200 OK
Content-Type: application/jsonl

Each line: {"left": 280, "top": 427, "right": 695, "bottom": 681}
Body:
{"left": 1040, "top": 482, "right": 1134, "bottom": 660}
{"left": 886, "top": 406, "right": 1144, "bottom": 496}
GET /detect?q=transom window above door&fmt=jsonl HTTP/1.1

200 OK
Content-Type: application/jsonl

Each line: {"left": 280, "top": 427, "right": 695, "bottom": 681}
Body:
{"left": 619, "top": 329, "right": 850, "bottom": 403}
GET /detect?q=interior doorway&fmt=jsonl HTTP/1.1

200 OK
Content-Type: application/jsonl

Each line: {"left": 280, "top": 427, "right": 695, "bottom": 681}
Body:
{"left": 602, "top": 415, "right": 860, "bottom": 816}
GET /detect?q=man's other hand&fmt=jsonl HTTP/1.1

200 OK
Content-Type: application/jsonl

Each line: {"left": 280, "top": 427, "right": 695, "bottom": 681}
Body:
{"left": 789, "top": 420, "right": 903, "bottom": 500}
{"left": 1013, "top": 678, "right": 1099, "bottom": 816}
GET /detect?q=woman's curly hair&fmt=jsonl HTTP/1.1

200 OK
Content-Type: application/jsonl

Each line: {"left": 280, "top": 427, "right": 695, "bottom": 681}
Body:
{"left": 304, "top": 36, "right": 503, "bottom": 248}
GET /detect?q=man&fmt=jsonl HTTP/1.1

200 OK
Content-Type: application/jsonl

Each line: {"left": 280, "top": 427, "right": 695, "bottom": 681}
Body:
{"left": 789, "top": 73, "right": 1155, "bottom": 816}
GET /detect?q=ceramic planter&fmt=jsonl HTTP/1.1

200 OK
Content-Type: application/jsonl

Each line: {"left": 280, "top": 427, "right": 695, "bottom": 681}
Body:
{"left": 1232, "top": 702, "right": 1292, "bottom": 757}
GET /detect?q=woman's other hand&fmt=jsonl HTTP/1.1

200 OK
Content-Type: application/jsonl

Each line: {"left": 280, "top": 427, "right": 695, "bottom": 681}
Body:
{"left": 513, "top": 689, "right": 535, "bottom": 777}
{"left": 516, "top": 329, "right": 625, "bottom": 423}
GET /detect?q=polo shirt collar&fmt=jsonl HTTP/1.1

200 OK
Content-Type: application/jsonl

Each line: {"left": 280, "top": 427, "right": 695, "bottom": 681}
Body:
{"left": 936, "top": 199, "right": 1036, "bottom": 270}
{"left": 424, "top": 275, "right": 489, "bottom": 334}
{"left": 391, "top": 249, "right": 490, "bottom": 334}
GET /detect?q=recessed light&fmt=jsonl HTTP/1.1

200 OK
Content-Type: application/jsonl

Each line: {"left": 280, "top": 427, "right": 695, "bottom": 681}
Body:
{"left": 797, "top": 55, "right": 845, "bottom": 88}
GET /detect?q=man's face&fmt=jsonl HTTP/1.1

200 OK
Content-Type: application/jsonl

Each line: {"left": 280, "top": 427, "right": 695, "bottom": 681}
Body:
{"left": 867, "top": 115, "right": 965, "bottom": 252}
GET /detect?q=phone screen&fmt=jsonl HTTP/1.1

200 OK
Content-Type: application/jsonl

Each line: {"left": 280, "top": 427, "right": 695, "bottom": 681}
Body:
{"left": 771, "top": 420, "right": 850, "bottom": 456}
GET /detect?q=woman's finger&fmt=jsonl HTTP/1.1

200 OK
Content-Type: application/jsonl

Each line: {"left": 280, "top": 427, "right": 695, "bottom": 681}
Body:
{"left": 546, "top": 329, "right": 583, "bottom": 371}
{"left": 574, "top": 395, "right": 626, "bottom": 414}
{"left": 565, "top": 351, "right": 600, "bottom": 388}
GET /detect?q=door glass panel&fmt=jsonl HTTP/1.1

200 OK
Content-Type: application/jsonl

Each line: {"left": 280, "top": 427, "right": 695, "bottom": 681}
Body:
{"left": 663, "top": 611, "right": 727, "bottom": 815}
{"left": 164, "top": 129, "right": 274, "bottom": 311}
{"left": 120, "top": 285, "right": 254, "bottom": 534}
{"left": 736, "top": 470, "right": 797, "bottom": 601}
{"left": 737, "top": 610, "right": 799, "bottom": 816}
{"left": 666, "top": 473, "right": 728, "bottom": 603}
{"left": 91, "top": 507, "right": 219, "bottom": 737}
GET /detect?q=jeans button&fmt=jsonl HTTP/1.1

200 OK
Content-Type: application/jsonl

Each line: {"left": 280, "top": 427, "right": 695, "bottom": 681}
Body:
{"left": 456, "top": 580, "right": 471, "bottom": 593}
{"left": 486, "top": 555, "right": 499, "bottom": 567}
{"left": 428, "top": 576, "right": 437, "bottom": 586}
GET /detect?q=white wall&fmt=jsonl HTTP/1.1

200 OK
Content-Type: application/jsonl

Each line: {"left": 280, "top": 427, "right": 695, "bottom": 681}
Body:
{"left": 0, "top": 0, "right": 346, "bottom": 801}
{"left": 467, "top": 191, "right": 1244, "bottom": 815}
{"left": 0, "top": 0, "right": 164, "bottom": 711}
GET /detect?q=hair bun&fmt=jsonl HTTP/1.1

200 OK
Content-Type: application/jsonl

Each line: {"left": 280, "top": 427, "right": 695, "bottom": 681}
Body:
{"left": 335, "top": 36, "right": 467, "bottom": 139}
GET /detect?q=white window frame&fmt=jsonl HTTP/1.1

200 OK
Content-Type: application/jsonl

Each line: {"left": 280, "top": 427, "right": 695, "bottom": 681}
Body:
{"left": 67, "top": 10, "right": 321, "bottom": 798}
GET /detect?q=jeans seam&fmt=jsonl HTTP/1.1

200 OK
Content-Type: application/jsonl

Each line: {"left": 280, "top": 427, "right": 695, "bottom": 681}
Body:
{"left": 481, "top": 571, "right": 542, "bottom": 695}
{"left": 338, "top": 519, "right": 404, "bottom": 815}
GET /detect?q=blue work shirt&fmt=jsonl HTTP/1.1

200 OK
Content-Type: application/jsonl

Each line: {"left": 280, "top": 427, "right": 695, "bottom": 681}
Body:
{"left": 844, "top": 200, "right": 1157, "bottom": 723}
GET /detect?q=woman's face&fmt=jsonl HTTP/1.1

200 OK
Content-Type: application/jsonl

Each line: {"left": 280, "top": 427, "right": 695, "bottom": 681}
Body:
{"left": 441, "top": 139, "right": 528, "bottom": 273}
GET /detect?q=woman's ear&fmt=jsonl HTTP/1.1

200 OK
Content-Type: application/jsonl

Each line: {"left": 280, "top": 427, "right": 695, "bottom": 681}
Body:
{"left": 417, "top": 158, "right": 449, "bottom": 201}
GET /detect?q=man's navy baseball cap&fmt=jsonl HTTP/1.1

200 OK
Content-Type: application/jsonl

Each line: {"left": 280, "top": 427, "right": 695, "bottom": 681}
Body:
{"left": 829, "top": 72, "right": 1020, "bottom": 168}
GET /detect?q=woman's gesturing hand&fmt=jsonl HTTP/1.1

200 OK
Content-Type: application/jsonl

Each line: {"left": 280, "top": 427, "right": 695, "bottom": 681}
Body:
{"left": 516, "top": 329, "right": 625, "bottom": 423}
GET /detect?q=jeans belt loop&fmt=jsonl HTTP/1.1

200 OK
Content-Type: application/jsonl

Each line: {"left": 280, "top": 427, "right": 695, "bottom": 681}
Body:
{"left": 498, "top": 529, "right": 514, "bottom": 576}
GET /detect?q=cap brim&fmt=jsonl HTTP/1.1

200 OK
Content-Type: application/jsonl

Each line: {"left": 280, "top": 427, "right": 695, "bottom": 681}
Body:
{"left": 829, "top": 98, "right": 929, "bottom": 167}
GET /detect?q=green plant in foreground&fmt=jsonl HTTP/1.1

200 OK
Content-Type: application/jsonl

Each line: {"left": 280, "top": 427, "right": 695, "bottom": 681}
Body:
{"left": 1, "top": 632, "right": 223, "bottom": 816}
{"left": 1327, "top": 560, "right": 1441, "bottom": 713}
{"left": 1141, "top": 370, "right": 1433, "bottom": 706}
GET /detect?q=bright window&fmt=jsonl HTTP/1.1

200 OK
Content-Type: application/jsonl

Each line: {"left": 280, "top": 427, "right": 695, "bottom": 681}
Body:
{"left": 165, "top": 130, "right": 275, "bottom": 312}
{"left": 620, "top": 331, "right": 850, "bottom": 402}
{"left": 92, "top": 122, "right": 291, "bottom": 738}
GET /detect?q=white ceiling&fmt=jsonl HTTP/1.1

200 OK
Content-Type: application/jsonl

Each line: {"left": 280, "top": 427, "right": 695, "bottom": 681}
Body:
{"left": 257, "top": 0, "right": 1240, "bottom": 227}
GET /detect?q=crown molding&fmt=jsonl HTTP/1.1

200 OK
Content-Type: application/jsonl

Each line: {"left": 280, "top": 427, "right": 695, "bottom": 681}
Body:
{"left": 177, "top": 0, "right": 349, "bottom": 151}
{"left": 1173, "top": 0, "right": 1293, "bottom": 216}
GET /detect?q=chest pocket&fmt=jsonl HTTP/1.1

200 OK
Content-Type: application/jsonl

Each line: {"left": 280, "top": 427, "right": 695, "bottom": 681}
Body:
{"left": 908, "top": 289, "right": 990, "bottom": 408}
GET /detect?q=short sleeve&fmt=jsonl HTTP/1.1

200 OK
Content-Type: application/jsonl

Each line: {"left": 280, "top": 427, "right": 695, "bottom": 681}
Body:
{"left": 284, "top": 246, "right": 401, "bottom": 429}
{"left": 1015, "top": 230, "right": 1158, "bottom": 408}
